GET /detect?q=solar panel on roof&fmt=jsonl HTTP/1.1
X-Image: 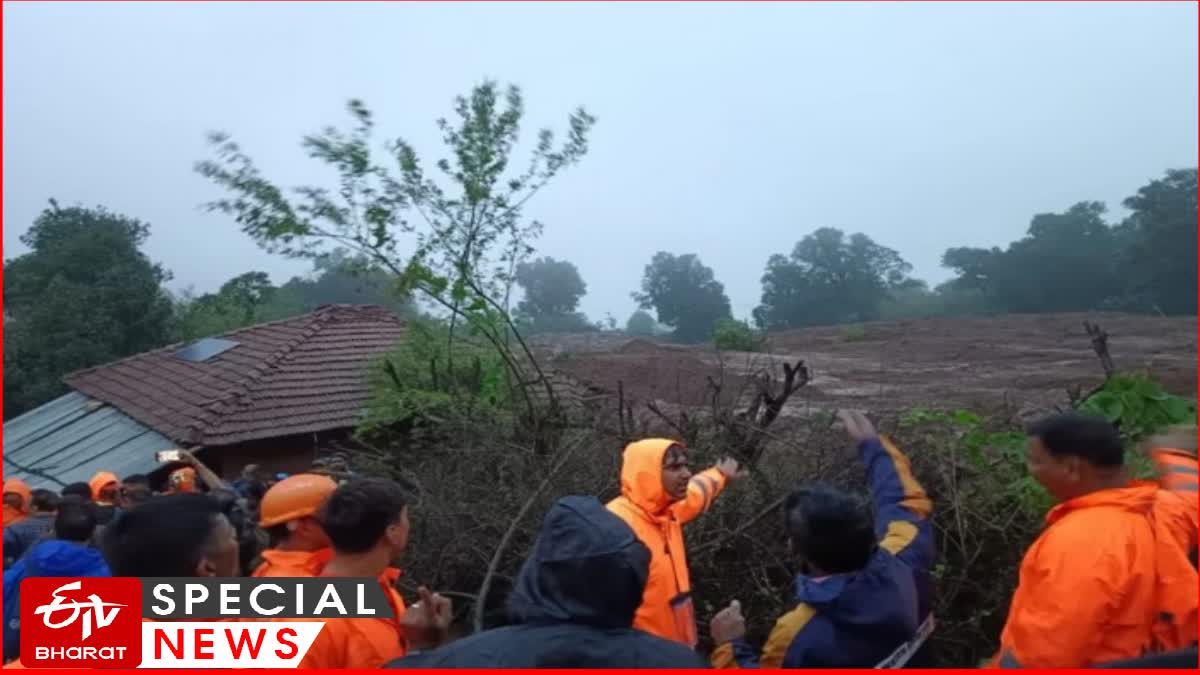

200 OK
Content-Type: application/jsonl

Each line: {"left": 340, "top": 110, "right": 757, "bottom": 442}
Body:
{"left": 175, "top": 338, "right": 239, "bottom": 362}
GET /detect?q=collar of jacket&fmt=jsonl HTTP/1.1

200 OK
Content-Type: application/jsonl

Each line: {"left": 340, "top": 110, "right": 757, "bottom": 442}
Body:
{"left": 1045, "top": 480, "right": 1158, "bottom": 527}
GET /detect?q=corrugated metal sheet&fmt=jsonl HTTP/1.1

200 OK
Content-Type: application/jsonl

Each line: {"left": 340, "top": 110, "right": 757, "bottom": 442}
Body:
{"left": 3, "top": 392, "right": 176, "bottom": 489}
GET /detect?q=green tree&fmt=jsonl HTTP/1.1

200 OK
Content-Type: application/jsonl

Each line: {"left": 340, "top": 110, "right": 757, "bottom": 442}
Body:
{"left": 515, "top": 257, "right": 587, "bottom": 318}
{"left": 197, "top": 81, "right": 595, "bottom": 420}
{"left": 634, "top": 252, "right": 731, "bottom": 343}
{"left": 942, "top": 202, "right": 1122, "bottom": 313}
{"left": 3, "top": 202, "right": 175, "bottom": 418}
{"left": 278, "top": 248, "right": 414, "bottom": 315}
{"left": 754, "top": 228, "right": 913, "bottom": 329}
{"left": 1114, "top": 168, "right": 1197, "bottom": 315}
{"left": 625, "top": 309, "right": 657, "bottom": 336}
{"left": 513, "top": 256, "right": 590, "bottom": 333}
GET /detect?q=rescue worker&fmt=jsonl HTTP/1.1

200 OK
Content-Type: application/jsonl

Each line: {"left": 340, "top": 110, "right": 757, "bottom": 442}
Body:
{"left": 708, "top": 409, "right": 935, "bottom": 668}
{"left": 3, "top": 490, "right": 59, "bottom": 568}
{"left": 991, "top": 413, "right": 1198, "bottom": 668}
{"left": 2, "top": 479, "right": 31, "bottom": 527}
{"left": 88, "top": 471, "right": 121, "bottom": 525}
{"left": 299, "top": 477, "right": 450, "bottom": 669}
{"left": 387, "top": 496, "right": 708, "bottom": 668}
{"left": 3, "top": 498, "right": 111, "bottom": 664}
{"left": 607, "top": 438, "right": 741, "bottom": 646}
{"left": 252, "top": 474, "right": 338, "bottom": 578}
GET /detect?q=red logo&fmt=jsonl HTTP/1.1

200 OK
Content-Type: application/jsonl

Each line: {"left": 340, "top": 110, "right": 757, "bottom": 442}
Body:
{"left": 20, "top": 577, "right": 142, "bottom": 669}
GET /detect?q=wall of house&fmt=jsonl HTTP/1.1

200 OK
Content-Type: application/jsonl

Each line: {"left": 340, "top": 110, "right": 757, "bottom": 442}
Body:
{"left": 200, "top": 429, "right": 353, "bottom": 479}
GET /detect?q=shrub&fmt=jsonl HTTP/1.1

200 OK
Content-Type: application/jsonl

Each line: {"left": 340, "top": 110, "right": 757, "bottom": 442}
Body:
{"left": 713, "top": 318, "right": 760, "bottom": 352}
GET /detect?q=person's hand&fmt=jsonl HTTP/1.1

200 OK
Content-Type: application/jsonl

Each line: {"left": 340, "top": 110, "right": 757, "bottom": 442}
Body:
{"left": 402, "top": 586, "right": 453, "bottom": 651}
{"left": 715, "top": 457, "right": 743, "bottom": 480}
{"left": 837, "top": 409, "right": 878, "bottom": 445}
{"left": 710, "top": 599, "right": 746, "bottom": 645}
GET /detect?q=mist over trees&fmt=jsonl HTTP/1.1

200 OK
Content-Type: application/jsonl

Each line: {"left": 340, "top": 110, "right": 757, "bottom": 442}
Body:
{"left": 634, "top": 252, "right": 733, "bottom": 343}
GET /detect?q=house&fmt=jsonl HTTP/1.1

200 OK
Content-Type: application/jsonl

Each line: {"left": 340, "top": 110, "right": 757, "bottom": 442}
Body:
{"left": 3, "top": 304, "right": 406, "bottom": 488}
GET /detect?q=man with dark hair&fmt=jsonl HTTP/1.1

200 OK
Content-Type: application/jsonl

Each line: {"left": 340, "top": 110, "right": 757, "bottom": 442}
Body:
{"left": 59, "top": 482, "right": 92, "bottom": 501}
{"left": 3, "top": 497, "right": 110, "bottom": 663}
{"left": 299, "top": 478, "right": 447, "bottom": 669}
{"left": 991, "top": 413, "right": 1198, "bottom": 668}
{"left": 709, "top": 410, "right": 934, "bottom": 668}
{"left": 103, "top": 493, "right": 238, "bottom": 578}
{"left": 121, "top": 474, "right": 152, "bottom": 507}
{"left": 3, "top": 490, "right": 59, "bottom": 568}
{"left": 387, "top": 496, "right": 708, "bottom": 668}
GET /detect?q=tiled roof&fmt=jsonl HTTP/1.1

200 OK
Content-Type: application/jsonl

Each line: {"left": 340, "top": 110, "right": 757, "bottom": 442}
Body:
{"left": 64, "top": 305, "right": 405, "bottom": 446}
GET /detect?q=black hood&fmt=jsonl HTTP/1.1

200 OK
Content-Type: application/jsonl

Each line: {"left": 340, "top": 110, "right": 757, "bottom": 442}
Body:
{"left": 507, "top": 496, "right": 650, "bottom": 629}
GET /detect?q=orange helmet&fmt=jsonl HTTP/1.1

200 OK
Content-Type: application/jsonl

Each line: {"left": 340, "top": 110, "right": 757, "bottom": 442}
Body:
{"left": 89, "top": 471, "right": 120, "bottom": 501}
{"left": 259, "top": 474, "right": 337, "bottom": 528}
{"left": 3, "top": 478, "right": 32, "bottom": 509}
{"left": 167, "top": 467, "right": 197, "bottom": 494}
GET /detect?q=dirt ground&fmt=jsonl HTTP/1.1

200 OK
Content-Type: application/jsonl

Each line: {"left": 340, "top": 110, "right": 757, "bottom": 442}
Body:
{"left": 537, "top": 313, "right": 1197, "bottom": 419}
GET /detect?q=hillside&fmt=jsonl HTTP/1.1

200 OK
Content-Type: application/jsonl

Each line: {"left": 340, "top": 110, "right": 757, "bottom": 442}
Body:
{"left": 536, "top": 313, "right": 1196, "bottom": 417}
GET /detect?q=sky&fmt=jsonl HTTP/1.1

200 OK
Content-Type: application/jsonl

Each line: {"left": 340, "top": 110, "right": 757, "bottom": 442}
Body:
{"left": 4, "top": 1, "right": 1197, "bottom": 322}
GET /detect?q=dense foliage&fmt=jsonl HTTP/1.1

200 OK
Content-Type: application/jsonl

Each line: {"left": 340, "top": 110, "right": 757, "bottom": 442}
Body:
{"left": 634, "top": 252, "right": 732, "bottom": 343}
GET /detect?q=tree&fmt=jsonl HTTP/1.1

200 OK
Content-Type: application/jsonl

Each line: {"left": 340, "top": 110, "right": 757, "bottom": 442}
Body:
{"left": 942, "top": 202, "right": 1122, "bottom": 314}
{"left": 515, "top": 257, "right": 587, "bottom": 319}
{"left": 1115, "top": 168, "right": 1197, "bottom": 315}
{"left": 625, "top": 309, "right": 657, "bottom": 336}
{"left": 3, "top": 202, "right": 175, "bottom": 418}
{"left": 634, "top": 252, "right": 731, "bottom": 343}
{"left": 197, "top": 81, "right": 595, "bottom": 422}
{"left": 754, "top": 228, "right": 913, "bottom": 329}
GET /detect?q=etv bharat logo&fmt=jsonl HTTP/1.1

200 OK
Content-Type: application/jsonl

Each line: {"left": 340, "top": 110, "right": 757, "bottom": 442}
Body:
{"left": 34, "top": 581, "right": 127, "bottom": 641}
{"left": 20, "top": 577, "right": 142, "bottom": 669}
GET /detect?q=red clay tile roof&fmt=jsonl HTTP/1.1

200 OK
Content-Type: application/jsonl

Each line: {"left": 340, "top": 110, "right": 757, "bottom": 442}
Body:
{"left": 64, "top": 304, "right": 405, "bottom": 446}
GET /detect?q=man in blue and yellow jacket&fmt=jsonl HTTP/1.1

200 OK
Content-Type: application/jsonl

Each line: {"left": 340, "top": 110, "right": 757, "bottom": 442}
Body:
{"left": 709, "top": 409, "right": 935, "bottom": 668}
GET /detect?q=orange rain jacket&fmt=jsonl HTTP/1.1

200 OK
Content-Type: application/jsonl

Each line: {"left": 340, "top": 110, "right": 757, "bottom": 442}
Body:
{"left": 297, "top": 568, "right": 408, "bottom": 669}
{"left": 252, "top": 548, "right": 333, "bottom": 578}
{"left": 607, "top": 439, "right": 728, "bottom": 646}
{"left": 2, "top": 480, "right": 32, "bottom": 527}
{"left": 993, "top": 448, "right": 1198, "bottom": 668}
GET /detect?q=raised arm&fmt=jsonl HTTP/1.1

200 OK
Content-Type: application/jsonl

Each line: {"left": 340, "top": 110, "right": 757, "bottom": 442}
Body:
{"left": 670, "top": 466, "right": 729, "bottom": 525}
{"left": 839, "top": 410, "right": 934, "bottom": 571}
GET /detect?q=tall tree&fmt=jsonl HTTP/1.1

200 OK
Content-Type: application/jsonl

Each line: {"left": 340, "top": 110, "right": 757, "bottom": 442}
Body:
{"left": 754, "top": 227, "right": 913, "bottom": 329}
{"left": 1115, "top": 168, "right": 1197, "bottom": 315}
{"left": 515, "top": 256, "right": 587, "bottom": 319}
{"left": 3, "top": 202, "right": 175, "bottom": 418}
{"left": 942, "top": 202, "right": 1122, "bottom": 314}
{"left": 197, "top": 81, "right": 595, "bottom": 419}
{"left": 625, "top": 309, "right": 657, "bottom": 336}
{"left": 634, "top": 252, "right": 731, "bottom": 343}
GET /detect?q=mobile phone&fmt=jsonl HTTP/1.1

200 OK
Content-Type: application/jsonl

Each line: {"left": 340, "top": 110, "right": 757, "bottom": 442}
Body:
{"left": 156, "top": 449, "right": 182, "bottom": 463}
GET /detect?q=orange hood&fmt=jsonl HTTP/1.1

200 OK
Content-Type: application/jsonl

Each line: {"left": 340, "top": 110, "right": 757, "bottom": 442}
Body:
{"left": 89, "top": 471, "right": 120, "bottom": 501}
{"left": 619, "top": 438, "right": 681, "bottom": 516}
{"left": 3, "top": 479, "right": 32, "bottom": 525}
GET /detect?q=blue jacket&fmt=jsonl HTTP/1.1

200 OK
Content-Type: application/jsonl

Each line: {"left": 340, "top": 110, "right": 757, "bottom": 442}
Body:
{"left": 714, "top": 436, "right": 934, "bottom": 668}
{"left": 387, "top": 496, "right": 708, "bottom": 669}
{"left": 3, "top": 540, "right": 112, "bottom": 662}
{"left": 2, "top": 515, "right": 54, "bottom": 568}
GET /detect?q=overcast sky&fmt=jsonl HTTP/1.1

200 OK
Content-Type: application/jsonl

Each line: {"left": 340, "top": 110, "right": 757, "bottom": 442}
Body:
{"left": 4, "top": 1, "right": 1197, "bottom": 321}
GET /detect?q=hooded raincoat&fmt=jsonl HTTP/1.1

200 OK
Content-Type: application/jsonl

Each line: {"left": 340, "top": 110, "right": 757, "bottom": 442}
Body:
{"left": 2, "top": 480, "right": 31, "bottom": 528}
{"left": 712, "top": 436, "right": 935, "bottom": 669}
{"left": 992, "top": 447, "right": 1198, "bottom": 668}
{"left": 387, "top": 496, "right": 707, "bottom": 668}
{"left": 607, "top": 439, "right": 728, "bottom": 646}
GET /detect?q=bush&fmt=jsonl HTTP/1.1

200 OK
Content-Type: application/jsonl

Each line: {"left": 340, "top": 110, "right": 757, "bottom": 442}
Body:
{"left": 625, "top": 310, "right": 657, "bottom": 336}
{"left": 713, "top": 318, "right": 760, "bottom": 351}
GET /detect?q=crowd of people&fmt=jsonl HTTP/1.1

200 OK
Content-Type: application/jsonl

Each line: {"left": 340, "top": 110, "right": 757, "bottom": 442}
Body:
{"left": 1, "top": 410, "right": 1196, "bottom": 668}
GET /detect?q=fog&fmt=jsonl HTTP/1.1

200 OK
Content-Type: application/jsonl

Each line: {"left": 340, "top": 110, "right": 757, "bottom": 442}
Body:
{"left": 4, "top": 1, "right": 1197, "bottom": 320}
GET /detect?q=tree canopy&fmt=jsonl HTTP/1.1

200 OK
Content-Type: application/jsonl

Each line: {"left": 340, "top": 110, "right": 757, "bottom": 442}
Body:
{"left": 634, "top": 252, "right": 732, "bottom": 343}
{"left": 754, "top": 227, "right": 914, "bottom": 329}
{"left": 625, "top": 309, "right": 657, "bottom": 336}
{"left": 513, "top": 256, "right": 591, "bottom": 333}
{"left": 3, "top": 203, "right": 175, "bottom": 418}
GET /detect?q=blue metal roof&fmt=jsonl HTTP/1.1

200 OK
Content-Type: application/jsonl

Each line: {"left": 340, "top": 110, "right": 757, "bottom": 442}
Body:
{"left": 3, "top": 392, "right": 176, "bottom": 489}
